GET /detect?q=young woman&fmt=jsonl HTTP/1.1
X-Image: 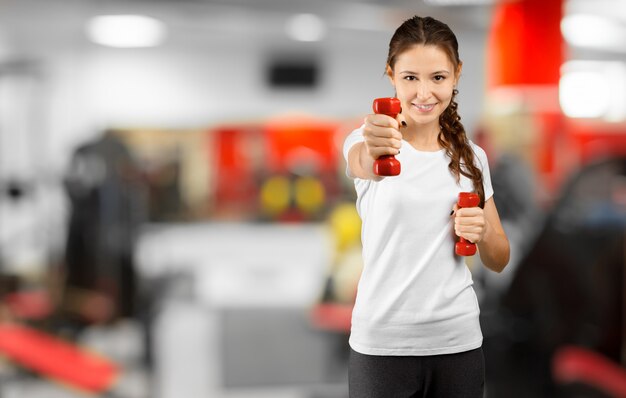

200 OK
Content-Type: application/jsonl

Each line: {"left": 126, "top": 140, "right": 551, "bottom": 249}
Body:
{"left": 343, "top": 15, "right": 510, "bottom": 397}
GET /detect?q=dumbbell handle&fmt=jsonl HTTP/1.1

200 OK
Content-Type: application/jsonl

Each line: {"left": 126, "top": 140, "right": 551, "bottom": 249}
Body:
{"left": 372, "top": 98, "right": 401, "bottom": 176}
{"left": 455, "top": 192, "right": 480, "bottom": 256}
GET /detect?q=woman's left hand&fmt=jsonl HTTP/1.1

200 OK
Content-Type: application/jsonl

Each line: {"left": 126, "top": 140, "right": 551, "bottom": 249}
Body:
{"left": 452, "top": 204, "right": 486, "bottom": 244}
{"left": 453, "top": 197, "right": 510, "bottom": 272}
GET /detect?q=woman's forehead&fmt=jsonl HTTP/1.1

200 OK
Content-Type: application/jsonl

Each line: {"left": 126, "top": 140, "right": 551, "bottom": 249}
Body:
{"left": 394, "top": 44, "right": 454, "bottom": 68}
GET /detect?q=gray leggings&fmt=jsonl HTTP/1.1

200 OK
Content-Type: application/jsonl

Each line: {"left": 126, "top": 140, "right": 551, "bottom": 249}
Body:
{"left": 348, "top": 347, "right": 485, "bottom": 398}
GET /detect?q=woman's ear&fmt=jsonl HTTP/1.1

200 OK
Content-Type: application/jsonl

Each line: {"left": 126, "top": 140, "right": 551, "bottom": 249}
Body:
{"left": 386, "top": 64, "right": 394, "bottom": 86}
{"left": 455, "top": 61, "right": 463, "bottom": 85}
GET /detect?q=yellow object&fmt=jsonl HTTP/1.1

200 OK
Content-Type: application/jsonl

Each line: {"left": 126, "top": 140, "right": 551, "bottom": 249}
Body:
{"left": 259, "top": 176, "right": 291, "bottom": 216}
{"left": 328, "top": 202, "right": 362, "bottom": 253}
{"left": 294, "top": 177, "right": 325, "bottom": 215}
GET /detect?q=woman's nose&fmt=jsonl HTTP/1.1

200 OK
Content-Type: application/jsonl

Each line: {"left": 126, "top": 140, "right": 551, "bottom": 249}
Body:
{"left": 416, "top": 82, "right": 431, "bottom": 100}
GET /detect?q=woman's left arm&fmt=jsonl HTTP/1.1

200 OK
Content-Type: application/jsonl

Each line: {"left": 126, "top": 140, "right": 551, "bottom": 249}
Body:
{"left": 454, "top": 197, "right": 510, "bottom": 273}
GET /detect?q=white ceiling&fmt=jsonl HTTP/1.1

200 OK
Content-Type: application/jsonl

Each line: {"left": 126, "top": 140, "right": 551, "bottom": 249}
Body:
{"left": 0, "top": 0, "right": 624, "bottom": 61}
{"left": 0, "top": 0, "right": 493, "bottom": 56}
{"left": 0, "top": 0, "right": 623, "bottom": 57}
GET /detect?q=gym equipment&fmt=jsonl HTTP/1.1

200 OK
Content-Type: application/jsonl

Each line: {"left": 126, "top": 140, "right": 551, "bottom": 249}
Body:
{"left": 553, "top": 345, "right": 626, "bottom": 398}
{"left": 372, "top": 97, "right": 401, "bottom": 176}
{"left": 455, "top": 192, "right": 480, "bottom": 256}
{"left": 310, "top": 303, "right": 353, "bottom": 333}
{"left": 0, "top": 286, "right": 119, "bottom": 393}
{"left": 4, "top": 287, "right": 114, "bottom": 324}
{"left": 0, "top": 322, "right": 119, "bottom": 393}
{"left": 4, "top": 290, "right": 53, "bottom": 320}
{"left": 482, "top": 157, "right": 626, "bottom": 397}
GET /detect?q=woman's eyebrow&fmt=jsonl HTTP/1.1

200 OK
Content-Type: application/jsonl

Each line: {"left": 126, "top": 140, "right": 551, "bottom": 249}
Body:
{"left": 398, "top": 69, "right": 451, "bottom": 75}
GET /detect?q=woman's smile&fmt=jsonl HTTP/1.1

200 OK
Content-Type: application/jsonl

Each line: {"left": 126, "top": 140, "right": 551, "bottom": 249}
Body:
{"left": 412, "top": 103, "right": 437, "bottom": 112}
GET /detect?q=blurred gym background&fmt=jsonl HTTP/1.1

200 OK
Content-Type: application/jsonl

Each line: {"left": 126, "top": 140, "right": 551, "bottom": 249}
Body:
{"left": 0, "top": 0, "right": 625, "bottom": 397}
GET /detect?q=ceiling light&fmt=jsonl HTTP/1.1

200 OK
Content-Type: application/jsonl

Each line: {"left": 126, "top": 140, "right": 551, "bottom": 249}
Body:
{"left": 86, "top": 15, "right": 167, "bottom": 48}
{"left": 285, "top": 14, "right": 326, "bottom": 42}
{"left": 560, "top": 71, "right": 609, "bottom": 118}
{"left": 560, "top": 61, "right": 626, "bottom": 120}
{"left": 561, "top": 14, "right": 626, "bottom": 52}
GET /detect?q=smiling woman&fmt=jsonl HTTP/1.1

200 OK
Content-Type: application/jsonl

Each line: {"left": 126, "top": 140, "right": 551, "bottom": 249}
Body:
{"left": 342, "top": 15, "right": 510, "bottom": 398}
{"left": 388, "top": 45, "right": 460, "bottom": 147}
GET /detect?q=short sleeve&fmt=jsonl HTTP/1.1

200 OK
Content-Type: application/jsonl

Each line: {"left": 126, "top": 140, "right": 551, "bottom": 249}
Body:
{"left": 342, "top": 125, "right": 366, "bottom": 179}
{"left": 471, "top": 142, "right": 494, "bottom": 201}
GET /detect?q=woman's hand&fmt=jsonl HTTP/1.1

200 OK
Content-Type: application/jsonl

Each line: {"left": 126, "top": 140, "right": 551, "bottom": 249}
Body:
{"left": 452, "top": 204, "right": 486, "bottom": 244}
{"left": 362, "top": 114, "right": 403, "bottom": 160}
{"left": 452, "top": 198, "right": 510, "bottom": 272}
{"left": 346, "top": 112, "right": 406, "bottom": 180}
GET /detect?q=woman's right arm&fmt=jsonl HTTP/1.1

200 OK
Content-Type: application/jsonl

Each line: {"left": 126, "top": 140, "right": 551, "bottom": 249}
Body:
{"left": 346, "top": 114, "right": 403, "bottom": 180}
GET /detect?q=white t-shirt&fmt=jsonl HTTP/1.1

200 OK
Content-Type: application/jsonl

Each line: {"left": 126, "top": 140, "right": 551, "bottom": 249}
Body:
{"left": 343, "top": 126, "right": 494, "bottom": 356}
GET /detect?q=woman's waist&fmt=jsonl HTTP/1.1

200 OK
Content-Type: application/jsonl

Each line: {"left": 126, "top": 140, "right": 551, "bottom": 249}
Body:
{"left": 352, "top": 278, "right": 478, "bottom": 326}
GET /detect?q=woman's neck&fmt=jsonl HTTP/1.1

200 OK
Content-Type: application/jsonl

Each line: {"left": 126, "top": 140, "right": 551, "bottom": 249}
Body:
{"left": 402, "top": 125, "right": 442, "bottom": 151}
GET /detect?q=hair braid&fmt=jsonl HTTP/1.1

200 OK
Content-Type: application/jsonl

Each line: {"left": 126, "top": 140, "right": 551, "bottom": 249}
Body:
{"left": 438, "top": 92, "right": 485, "bottom": 208}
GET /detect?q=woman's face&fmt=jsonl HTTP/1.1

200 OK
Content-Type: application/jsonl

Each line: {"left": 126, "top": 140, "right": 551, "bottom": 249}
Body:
{"left": 387, "top": 44, "right": 461, "bottom": 131}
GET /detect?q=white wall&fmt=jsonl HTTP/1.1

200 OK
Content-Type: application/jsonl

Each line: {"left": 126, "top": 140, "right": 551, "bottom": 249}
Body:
{"left": 44, "top": 37, "right": 485, "bottom": 172}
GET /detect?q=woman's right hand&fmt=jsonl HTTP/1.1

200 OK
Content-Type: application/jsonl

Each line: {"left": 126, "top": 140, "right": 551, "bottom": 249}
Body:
{"left": 362, "top": 113, "right": 404, "bottom": 160}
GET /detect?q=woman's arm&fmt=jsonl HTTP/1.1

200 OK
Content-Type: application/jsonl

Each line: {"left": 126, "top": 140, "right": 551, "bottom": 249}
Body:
{"left": 454, "top": 197, "right": 510, "bottom": 272}
{"left": 347, "top": 142, "right": 383, "bottom": 181}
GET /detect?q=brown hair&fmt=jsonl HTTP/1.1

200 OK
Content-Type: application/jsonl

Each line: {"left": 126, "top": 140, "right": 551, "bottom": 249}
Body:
{"left": 387, "top": 15, "right": 485, "bottom": 207}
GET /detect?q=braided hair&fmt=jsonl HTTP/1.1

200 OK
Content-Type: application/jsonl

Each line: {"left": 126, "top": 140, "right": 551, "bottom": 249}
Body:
{"left": 386, "top": 16, "right": 485, "bottom": 207}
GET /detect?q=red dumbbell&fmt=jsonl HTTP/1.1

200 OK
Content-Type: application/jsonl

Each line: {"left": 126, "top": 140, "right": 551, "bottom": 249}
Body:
{"left": 372, "top": 97, "right": 401, "bottom": 176}
{"left": 455, "top": 192, "right": 480, "bottom": 256}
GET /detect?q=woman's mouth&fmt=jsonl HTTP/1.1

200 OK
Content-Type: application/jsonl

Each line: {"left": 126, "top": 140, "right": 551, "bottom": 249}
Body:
{"left": 413, "top": 103, "right": 436, "bottom": 112}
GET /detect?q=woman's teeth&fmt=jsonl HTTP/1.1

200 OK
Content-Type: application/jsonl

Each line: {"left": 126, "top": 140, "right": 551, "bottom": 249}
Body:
{"left": 415, "top": 104, "right": 435, "bottom": 111}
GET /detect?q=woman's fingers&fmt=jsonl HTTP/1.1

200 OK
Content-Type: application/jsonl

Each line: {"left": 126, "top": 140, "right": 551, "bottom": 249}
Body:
{"left": 454, "top": 207, "right": 486, "bottom": 242}
{"left": 396, "top": 112, "right": 408, "bottom": 129}
{"left": 363, "top": 114, "right": 402, "bottom": 158}
{"left": 366, "top": 143, "right": 400, "bottom": 159}
{"left": 366, "top": 113, "right": 400, "bottom": 129}
{"left": 363, "top": 126, "right": 402, "bottom": 142}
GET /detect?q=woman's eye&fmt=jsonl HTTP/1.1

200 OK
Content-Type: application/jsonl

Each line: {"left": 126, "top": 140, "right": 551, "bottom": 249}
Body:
{"left": 433, "top": 75, "right": 446, "bottom": 81}
{"left": 404, "top": 76, "right": 417, "bottom": 81}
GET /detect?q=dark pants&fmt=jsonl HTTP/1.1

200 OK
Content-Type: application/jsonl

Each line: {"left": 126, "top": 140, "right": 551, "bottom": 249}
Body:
{"left": 349, "top": 347, "right": 485, "bottom": 398}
